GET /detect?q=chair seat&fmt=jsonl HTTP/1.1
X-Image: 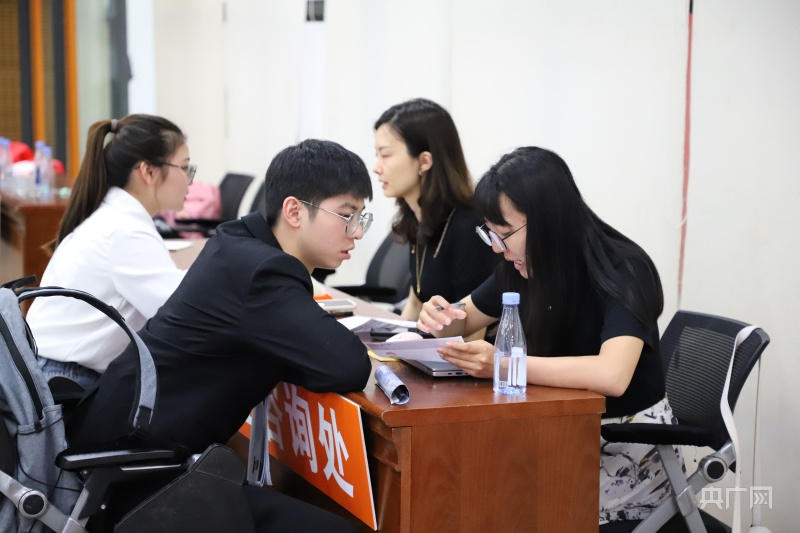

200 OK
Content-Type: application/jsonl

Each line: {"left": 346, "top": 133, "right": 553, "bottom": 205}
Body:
{"left": 599, "top": 509, "right": 731, "bottom": 533}
{"left": 601, "top": 422, "right": 718, "bottom": 448}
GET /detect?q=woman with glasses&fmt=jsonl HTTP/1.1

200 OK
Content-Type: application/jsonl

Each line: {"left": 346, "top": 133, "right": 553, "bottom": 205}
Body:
{"left": 27, "top": 114, "right": 191, "bottom": 388}
{"left": 373, "top": 98, "right": 494, "bottom": 323}
{"left": 417, "top": 147, "right": 680, "bottom": 526}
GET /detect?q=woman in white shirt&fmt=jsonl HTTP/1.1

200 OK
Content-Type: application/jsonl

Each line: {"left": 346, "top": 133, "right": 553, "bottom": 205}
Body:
{"left": 27, "top": 114, "right": 193, "bottom": 388}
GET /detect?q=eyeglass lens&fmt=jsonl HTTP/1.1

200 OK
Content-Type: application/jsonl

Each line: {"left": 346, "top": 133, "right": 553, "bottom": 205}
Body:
{"left": 348, "top": 212, "right": 373, "bottom": 235}
{"left": 475, "top": 226, "right": 507, "bottom": 251}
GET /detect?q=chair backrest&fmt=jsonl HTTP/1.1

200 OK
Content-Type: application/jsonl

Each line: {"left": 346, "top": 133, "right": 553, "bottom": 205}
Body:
{"left": 661, "top": 310, "right": 770, "bottom": 450}
{"left": 1, "top": 286, "right": 161, "bottom": 530}
{"left": 249, "top": 181, "right": 265, "bottom": 215}
{"left": 219, "top": 173, "right": 255, "bottom": 221}
{"left": 365, "top": 235, "right": 411, "bottom": 304}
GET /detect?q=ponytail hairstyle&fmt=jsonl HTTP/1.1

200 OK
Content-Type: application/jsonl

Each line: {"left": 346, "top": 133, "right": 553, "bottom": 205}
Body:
{"left": 474, "top": 147, "right": 663, "bottom": 356}
{"left": 53, "top": 114, "right": 185, "bottom": 249}
{"left": 374, "top": 98, "right": 473, "bottom": 246}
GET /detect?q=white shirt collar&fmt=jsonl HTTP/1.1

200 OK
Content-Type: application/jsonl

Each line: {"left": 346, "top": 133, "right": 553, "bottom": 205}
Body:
{"left": 103, "top": 187, "right": 154, "bottom": 225}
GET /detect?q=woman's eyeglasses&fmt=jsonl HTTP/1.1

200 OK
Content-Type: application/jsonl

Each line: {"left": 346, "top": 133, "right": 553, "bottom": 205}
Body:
{"left": 164, "top": 163, "right": 197, "bottom": 185}
{"left": 475, "top": 224, "right": 526, "bottom": 251}
{"left": 299, "top": 200, "right": 373, "bottom": 236}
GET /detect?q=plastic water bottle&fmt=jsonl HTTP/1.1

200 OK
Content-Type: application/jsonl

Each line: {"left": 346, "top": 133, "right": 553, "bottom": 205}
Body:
{"left": 33, "top": 141, "right": 45, "bottom": 191}
{"left": 38, "top": 146, "right": 54, "bottom": 198}
{"left": 493, "top": 292, "right": 527, "bottom": 395}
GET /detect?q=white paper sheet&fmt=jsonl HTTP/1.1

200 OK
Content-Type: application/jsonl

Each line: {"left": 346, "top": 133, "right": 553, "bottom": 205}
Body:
{"left": 337, "top": 316, "right": 418, "bottom": 332}
{"left": 164, "top": 239, "right": 194, "bottom": 251}
{"left": 363, "top": 337, "right": 463, "bottom": 362}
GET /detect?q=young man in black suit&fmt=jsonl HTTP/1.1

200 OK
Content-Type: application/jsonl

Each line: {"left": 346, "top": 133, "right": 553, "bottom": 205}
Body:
{"left": 67, "top": 139, "right": 375, "bottom": 532}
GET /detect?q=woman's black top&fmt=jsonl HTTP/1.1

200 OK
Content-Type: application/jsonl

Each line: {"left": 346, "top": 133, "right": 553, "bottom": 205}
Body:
{"left": 409, "top": 208, "right": 495, "bottom": 305}
{"left": 471, "top": 271, "right": 665, "bottom": 418}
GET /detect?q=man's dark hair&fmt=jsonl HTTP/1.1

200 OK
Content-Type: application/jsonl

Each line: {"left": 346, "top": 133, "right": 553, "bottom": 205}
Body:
{"left": 260, "top": 139, "right": 373, "bottom": 227}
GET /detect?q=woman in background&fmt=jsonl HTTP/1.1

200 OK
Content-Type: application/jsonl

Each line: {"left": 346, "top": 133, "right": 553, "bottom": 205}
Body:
{"left": 373, "top": 98, "right": 494, "bottom": 324}
{"left": 417, "top": 146, "right": 680, "bottom": 525}
{"left": 28, "top": 114, "right": 191, "bottom": 388}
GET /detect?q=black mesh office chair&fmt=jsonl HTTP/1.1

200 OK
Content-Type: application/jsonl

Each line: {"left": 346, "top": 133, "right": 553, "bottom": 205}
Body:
{"left": 0, "top": 286, "right": 255, "bottom": 533}
{"left": 333, "top": 234, "right": 411, "bottom": 308}
{"left": 249, "top": 182, "right": 265, "bottom": 215}
{"left": 174, "top": 173, "right": 255, "bottom": 236}
{"left": 599, "top": 311, "right": 770, "bottom": 533}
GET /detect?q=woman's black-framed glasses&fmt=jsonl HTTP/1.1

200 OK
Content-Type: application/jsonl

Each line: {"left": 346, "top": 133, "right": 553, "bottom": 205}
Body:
{"left": 299, "top": 200, "right": 373, "bottom": 236}
{"left": 475, "top": 224, "right": 526, "bottom": 251}
{"left": 164, "top": 163, "right": 197, "bottom": 185}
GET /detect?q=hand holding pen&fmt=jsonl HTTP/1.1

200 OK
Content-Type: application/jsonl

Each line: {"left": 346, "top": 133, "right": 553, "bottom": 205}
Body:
{"left": 417, "top": 298, "right": 467, "bottom": 333}
{"left": 434, "top": 302, "right": 466, "bottom": 311}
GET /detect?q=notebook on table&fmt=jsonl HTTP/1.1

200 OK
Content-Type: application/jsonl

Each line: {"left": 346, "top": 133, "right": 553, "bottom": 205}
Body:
{"left": 363, "top": 337, "right": 469, "bottom": 378}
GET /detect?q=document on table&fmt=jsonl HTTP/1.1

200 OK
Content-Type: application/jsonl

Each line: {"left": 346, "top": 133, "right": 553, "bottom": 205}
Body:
{"left": 338, "top": 316, "right": 418, "bottom": 334}
{"left": 164, "top": 239, "right": 194, "bottom": 251}
{"left": 363, "top": 337, "right": 463, "bottom": 362}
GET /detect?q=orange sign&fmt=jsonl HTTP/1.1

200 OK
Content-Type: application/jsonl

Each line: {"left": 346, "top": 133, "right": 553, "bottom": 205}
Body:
{"left": 241, "top": 384, "right": 376, "bottom": 529}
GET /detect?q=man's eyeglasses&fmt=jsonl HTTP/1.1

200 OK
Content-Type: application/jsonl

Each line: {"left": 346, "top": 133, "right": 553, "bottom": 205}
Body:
{"left": 164, "top": 163, "right": 197, "bottom": 185}
{"left": 299, "top": 200, "right": 373, "bottom": 236}
{"left": 475, "top": 223, "right": 526, "bottom": 251}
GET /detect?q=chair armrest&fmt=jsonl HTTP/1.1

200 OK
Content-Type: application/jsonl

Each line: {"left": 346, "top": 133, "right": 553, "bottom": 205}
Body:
{"left": 601, "top": 422, "right": 716, "bottom": 448}
{"left": 57, "top": 448, "right": 181, "bottom": 471}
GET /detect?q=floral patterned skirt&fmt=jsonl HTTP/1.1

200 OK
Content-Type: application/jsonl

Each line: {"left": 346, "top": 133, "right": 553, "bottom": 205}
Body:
{"left": 599, "top": 396, "right": 683, "bottom": 525}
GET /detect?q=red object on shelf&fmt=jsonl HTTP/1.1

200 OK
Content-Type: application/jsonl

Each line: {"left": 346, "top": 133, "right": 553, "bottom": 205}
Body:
{"left": 9, "top": 141, "right": 33, "bottom": 162}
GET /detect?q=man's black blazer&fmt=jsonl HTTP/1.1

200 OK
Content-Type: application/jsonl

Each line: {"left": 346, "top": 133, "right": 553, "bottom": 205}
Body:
{"left": 68, "top": 213, "right": 372, "bottom": 453}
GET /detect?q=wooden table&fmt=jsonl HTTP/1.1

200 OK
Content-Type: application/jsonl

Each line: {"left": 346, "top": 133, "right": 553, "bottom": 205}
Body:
{"left": 168, "top": 238, "right": 207, "bottom": 269}
{"left": 0, "top": 191, "right": 68, "bottom": 288}
{"left": 271, "top": 360, "right": 604, "bottom": 533}
{"left": 169, "top": 237, "right": 606, "bottom": 532}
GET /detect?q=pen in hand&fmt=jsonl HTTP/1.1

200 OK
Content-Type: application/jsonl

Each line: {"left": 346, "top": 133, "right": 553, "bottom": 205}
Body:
{"left": 434, "top": 302, "right": 466, "bottom": 311}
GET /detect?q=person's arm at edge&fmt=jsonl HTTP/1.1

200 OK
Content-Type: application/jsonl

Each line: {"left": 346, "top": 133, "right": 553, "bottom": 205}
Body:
{"left": 438, "top": 334, "right": 642, "bottom": 397}
{"left": 400, "top": 287, "right": 422, "bottom": 321}
{"left": 246, "top": 255, "right": 371, "bottom": 392}
{"left": 525, "top": 336, "right": 642, "bottom": 397}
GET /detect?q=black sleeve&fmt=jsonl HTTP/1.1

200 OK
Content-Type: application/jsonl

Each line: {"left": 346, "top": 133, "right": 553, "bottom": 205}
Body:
{"left": 470, "top": 273, "right": 503, "bottom": 319}
{"left": 600, "top": 295, "right": 651, "bottom": 347}
{"left": 600, "top": 259, "right": 659, "bottom": 348}
{"left": 242, "top": 253, "right": 372, "bottom": 393}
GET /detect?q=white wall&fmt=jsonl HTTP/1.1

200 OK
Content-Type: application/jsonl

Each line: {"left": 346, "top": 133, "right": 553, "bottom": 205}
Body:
{"left": 126, "top": 0, "right": 157, "bottom": 114}
{"left": 151, "top": 0, "right": 228, "bottom": 187}
{"left": 448, "top": 0, "right": 687, "bottom": 330}
{"left": 131, "top": 1, "right": 799, "bottom": 527}
{"left": 681, "top": 0, "right": 800, "bottom": 528}
{"left": 75, "top": 0, "right": 113, "bottom": 153}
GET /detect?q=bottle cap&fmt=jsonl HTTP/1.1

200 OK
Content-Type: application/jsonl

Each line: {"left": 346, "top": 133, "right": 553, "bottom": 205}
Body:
{"left": 502, "top": 292, "right": 520, "bottom": 305}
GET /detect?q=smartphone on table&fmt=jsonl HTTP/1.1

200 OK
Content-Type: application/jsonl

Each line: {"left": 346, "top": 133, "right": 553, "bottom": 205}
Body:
{"left": 368, "top": 325, "right": 434, "bottom": 341}
{"left": 318, "top": 298, "right": 357, "bottom": 316}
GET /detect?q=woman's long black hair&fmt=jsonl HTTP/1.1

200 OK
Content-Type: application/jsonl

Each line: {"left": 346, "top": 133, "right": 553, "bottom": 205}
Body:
{"left": 474, "top": 147, "right": 663, "bottom": 356}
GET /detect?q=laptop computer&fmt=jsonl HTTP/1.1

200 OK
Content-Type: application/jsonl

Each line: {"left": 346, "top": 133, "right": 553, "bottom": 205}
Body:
{"left": 402, "top": 358, "right": 469, "bottom": 377}
{"left": 364, "top": 337, "right": 469, "bottom": 378}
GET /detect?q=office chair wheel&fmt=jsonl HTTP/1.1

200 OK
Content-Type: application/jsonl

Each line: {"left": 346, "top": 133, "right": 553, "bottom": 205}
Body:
{"left": 20, "top": 490, "right": 47, "bottom": 518}
{"left": 698, "top": 455, "right": 728, "bottom": 482}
